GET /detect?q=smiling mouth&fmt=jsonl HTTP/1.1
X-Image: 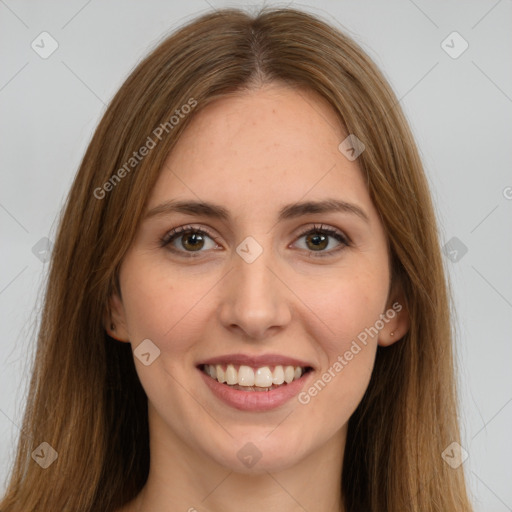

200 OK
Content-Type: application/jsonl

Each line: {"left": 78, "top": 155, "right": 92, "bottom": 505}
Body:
{"left": 198, "top": 363, "right": 313, "bottom": 391}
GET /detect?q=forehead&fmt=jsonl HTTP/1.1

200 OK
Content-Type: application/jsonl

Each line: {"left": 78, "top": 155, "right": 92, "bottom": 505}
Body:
{"left": 147, "top": 84, "right": 373, "bottom": 217}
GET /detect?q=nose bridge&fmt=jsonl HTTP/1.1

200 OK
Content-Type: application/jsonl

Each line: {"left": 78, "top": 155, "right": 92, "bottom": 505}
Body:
{"left": 233, "top": 232, "right": 276, "bottom": 293}
{"left": 236, "top": 248, "right": 273, "bottom": 296}
{"left": 234, "top": 242, "right": 280, "bottom": 308}
{"left": 217, "top": 238, "right": 291, "bottom": 338}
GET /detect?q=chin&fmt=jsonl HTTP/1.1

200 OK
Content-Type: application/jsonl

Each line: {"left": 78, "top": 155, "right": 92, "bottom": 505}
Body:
{"left": 203, "top": 428, "right": 313, "bottom": 474}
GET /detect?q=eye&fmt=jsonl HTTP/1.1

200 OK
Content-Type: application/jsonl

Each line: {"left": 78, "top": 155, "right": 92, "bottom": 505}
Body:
{"left": 160, "top": 225, "right": 220, "bottom": 256}
{"left": 293, "top": 224, "right": 350, "bottom": 257}
{"left": 161, "top": 223, "right": 350, "bottom": 258}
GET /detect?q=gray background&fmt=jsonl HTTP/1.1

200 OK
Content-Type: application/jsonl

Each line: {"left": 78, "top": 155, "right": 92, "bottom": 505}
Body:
{"left": 1, "top": 0, "right": 511, "bottom": 510}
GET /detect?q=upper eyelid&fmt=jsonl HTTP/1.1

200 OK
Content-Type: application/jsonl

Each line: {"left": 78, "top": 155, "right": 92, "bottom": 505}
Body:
{"left": 161, "top": 223, "right": 349, "bottom": 248}
{"left": 298, "top": 223, "right": 350, "bottom": 241}
{"left": 161, "top": 225, "right": 215, "bottom": 246}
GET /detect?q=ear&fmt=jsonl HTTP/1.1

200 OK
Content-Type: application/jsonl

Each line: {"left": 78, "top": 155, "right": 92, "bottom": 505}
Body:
{"left": 378, "top": 285, "right": 410, "bottom": 347}
{"left": 104, "top": 292, "right": 130, "bottom": 342}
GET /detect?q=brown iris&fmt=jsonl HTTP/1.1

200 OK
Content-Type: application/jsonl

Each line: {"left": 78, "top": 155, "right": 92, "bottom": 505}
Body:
{"left": 305, "top": 232, "right": 328, "bottom": 251}
{"left": 181, "top": 232, "right": 205, "bottom": 251}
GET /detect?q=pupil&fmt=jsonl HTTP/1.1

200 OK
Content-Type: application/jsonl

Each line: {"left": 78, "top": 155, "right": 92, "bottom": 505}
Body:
{"left": 308, "top": 233, "right": 327, "bottom": 250}
{"left": 183, "top": 233, "right": 203, "bottom": 251}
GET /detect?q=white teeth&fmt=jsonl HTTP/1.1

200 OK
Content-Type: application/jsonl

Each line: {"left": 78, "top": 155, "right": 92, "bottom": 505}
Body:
{"left": 216, "top": 365, "right": 226, "bottom": 383}
{"left": 272, "top": 365, "right": 285, "bottom": 385}
{"left": 225, "top": 364, "right": 238, "bottom": 385}
{"left": 203, "top": 363, "right": 307, "bottom": 387}
{"left": 238, "top": 365, "right": 255, "bottom": 386}
{"left": 284, "top": 365, "right": 295, "bottom": 383}
{"left": 254, "top": 367, "right": 273, "bottom": 387}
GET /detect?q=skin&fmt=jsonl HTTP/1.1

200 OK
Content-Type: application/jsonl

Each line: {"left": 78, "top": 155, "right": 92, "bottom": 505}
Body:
{"left": 110, "top": 83, "right": 409, "bottom": 512}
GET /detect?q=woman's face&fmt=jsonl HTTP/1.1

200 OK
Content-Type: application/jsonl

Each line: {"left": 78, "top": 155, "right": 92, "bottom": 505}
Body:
{"left": 111, "top": 83, "right": 406, "bottom": 473}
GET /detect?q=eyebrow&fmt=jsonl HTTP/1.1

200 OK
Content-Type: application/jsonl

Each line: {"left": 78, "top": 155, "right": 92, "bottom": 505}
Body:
{"left": 144, "top": 198, "right": 370, "bottom": 223}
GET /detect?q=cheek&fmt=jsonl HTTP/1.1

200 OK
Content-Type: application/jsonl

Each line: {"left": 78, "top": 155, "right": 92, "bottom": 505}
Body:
{"left": 119, "top": 258, "right": 213, "bottom": 351}
{"left": 298, "top": 265, "right": 389, "bottom": 351}
{"left": 297, "top": 348, "right": 375, "bottom": 437}
{"left": 296, "top": 279, "right": 381, "bottom": 424}
{"left": 118, "top": 261, "right": 214, "bottom": 411}
{"left": 292, "top": 265, "right": 387, "bottom": 412}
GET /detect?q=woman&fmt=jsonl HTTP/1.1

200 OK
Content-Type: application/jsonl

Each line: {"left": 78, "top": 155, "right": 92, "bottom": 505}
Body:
{"left": 0, "top": 7, "right": 474, "bottom": 512}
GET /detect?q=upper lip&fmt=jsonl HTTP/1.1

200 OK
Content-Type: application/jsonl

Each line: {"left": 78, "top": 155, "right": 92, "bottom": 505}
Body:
{"left": 198, "top": 353, "right": 314, "bottom": 369}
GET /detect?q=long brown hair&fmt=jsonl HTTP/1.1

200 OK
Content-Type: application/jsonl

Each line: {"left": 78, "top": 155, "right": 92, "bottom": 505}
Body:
{"left": 1, "top": 7, "right": 473, "bottom": 511}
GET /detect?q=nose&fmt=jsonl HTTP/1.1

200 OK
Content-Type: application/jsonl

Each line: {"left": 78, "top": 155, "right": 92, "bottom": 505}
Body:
{"left": 217, "top": 248, "right": 292, "bottom": 341}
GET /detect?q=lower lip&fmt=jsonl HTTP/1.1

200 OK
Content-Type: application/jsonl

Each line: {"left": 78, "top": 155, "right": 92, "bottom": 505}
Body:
{"left": 198, "top": 368, "right": 312, "bottom": 411}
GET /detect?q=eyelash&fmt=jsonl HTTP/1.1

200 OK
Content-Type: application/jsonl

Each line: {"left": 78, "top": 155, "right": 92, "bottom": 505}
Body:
{"left": 160, "top": 223, "right": 350, "bottom": 258}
